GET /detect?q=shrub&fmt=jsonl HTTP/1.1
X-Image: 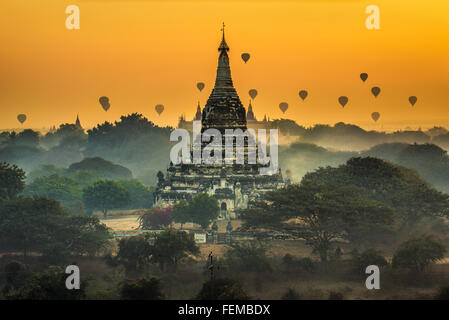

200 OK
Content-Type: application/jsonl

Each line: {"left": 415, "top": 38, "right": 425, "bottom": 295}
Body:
{"left": 282, "top": 254, "right": 317, "bottom": 273}
{"left": 224, "top": 241, "right": 272, "bottom": 273}
{"left": 5, "top": 266, "right": 86, "bottom": 300}
{"left": 114, "top": 234, "right": 153, "bottom": 271}
{"left": 120, "top": 277, "right": 164, "bottom": 300}
{"left": 195, "top": 278, "right": 250, "bottom": 300}
{"left": 351, "top": 248, "right": 388, "bottom": 274}
{"left": 139, "top": 207, "right": 173, "bottom": 230}
{"left": 392, "top": 235, "right": 446, "bottom": 272}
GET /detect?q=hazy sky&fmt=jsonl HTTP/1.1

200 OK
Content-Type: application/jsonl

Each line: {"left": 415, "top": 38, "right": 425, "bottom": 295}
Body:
{"left": 0, "top": 0, "right": 448, "bottom": 131}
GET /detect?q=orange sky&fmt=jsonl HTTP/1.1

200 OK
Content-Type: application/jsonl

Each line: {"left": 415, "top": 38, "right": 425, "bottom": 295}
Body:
{"left": 0, "top": 0, "right": 448, "bottom": 132}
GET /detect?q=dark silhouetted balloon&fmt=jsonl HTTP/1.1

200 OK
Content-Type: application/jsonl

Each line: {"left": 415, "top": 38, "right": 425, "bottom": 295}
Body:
{"left": 241, "top": 53, "right": 250, "bottom": 63}
{"left": 371, "top": 112, "right": 380, "bottom": 122}
{"left": 279, "top": 102, "right": 288, "bottom": 113}
{"left": 155, "top": 104, "right": 164, "bottom": 115}
{"left": 360, "top": 73, "right": 368, "bottom": 82}
{"left": 409, "top": 96, "right": 417, "bottom": 106}
{"left": 249, "top": 89, "right": 258, "bottom": 100}
{"left": 371, "top": 87, "right": 381, "bottom": 98}
{"left": 299, "top": 90, "right": 308, "bottom": 101}
{"left": 99, "top": 96, "right": 110, "bottom": 111}
{"left": 338, "top": 96, "right": 348, "bottom": 108}
{"left": 17, "top": 114, "right": 27, "bottom": 124}
{"left": 197, "top": 82, "right": 205, "bottom": 92}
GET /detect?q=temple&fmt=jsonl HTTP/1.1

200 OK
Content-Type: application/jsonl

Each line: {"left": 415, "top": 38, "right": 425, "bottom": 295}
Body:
{"left": 155, "top": 26, "right": 284, "bottom": 219}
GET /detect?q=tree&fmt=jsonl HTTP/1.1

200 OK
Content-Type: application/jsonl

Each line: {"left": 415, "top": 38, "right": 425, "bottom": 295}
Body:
{"left": 0, "top": 162, "right": 26, "bottom": 204}
{"left": 118, "top": 179, "right": 154, "bottom": 209}
{"left": 69, "top": 157, "right": 133, "bottom": 180}
{"left": 171, "top": 199, "right": 190, "bottom": 229}
{"left": 240, "top": 180, "right": 395, "bottom": 263}
{"left": 2, "top": 261, "right": 29, "bottom": 297}
{"left": 392, "top": 235, "right": 446, "bottom": 272}
{"left": 5, "top": 266, "right": 86, "bottom": 300}
{"left": 0, "top": 196, "right": 113, "bottom": 262}
{"left": 195, "top": 278, "right": 249, "bottom": 300}
{"left": 114, "top": 234, "right": 153, "bottom": 271}
{"left": 84, "top": 113, "right": 173, "bottom": 185}
{"left": 24, "top": 174, "right": 83, "bottom": 209}
{"left": 190, "top": 193, "right": 219, "bottom": 229}
{"left": 150, "top": 229, "right": 199, "bottom": 271}
{"left": 120, "top": 277, "right": 164, "bottom": 300}
{"left": 303, "top": 157, "right": 449, "bottom": 230}
{"left": 171, "top": 193, "right": 219, "bottom": 230}
{"left": 0, "top": 197, "right": 67, "bottom": 259}
{"left": 82, "top": 180, "right": 130, "bottom": 218}
{"left": 396, "top": 143, "right": 449, "bottom": 193}
{"left": 138, "top": 207, "right": 173, "bottom": 230}
{"left": 61, "top": 215, "right": 113, "bottom": 256}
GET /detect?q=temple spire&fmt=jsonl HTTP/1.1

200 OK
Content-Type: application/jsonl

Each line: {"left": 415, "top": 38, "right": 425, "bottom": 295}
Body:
{"left": 194, "top": 101, "right": 202, "bottom": 120}
{"left": 202, "top": 25, "right": 247, "bottom": 132}
{"left": 219, "top": 22, "right": 229, "bottom": 52}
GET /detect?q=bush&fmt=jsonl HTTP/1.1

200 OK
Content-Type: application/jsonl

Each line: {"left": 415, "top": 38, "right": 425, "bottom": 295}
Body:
{"left": 1, "top": 261, "right": 30, "bottom": 296}
{"left": 120, "top": 277, "right": 164, "bottom": 300}
{"left": 351, "top": 248, "right": 388, "bottom": 274}
{"left": 392, "top": 235, "right": 446, "bottom": 272}
{"left": 195, "top": 278, "right": 250, "bottom": 300}
{"left": 282, "top": 254, "right": 317, "bottom": 273}
{"left": 138, "top": 207, "right": 173, "bottom": 230}
{"left": 5, "top": 266, "right": 86, "bottom": 300}
{"left": 114, "top": 234, "right": 153, "bottom": 271}
{"left": 224, "top": 241, "right": 272, "bottom": 273}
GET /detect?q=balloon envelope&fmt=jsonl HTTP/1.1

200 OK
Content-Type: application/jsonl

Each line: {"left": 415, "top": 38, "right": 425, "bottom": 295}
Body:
{"left": 197, "top": 82, "right": 205, "bottom": 92}
{"left": 299, "top": 90, "right": 308, "bottom": 101}
{"left": 17, "top": 114, "right": 26, "bottom": 124}
{"left": 409, "top": 96, "right": 417, "bottom": 106}
{"left": 360, "top": 73, "right": 368, "bottom": 82}
{"left": 99, "top": 96, "right": 110, "bottom": 111}
{"left": 241, "top": 53, "right": 250, "bottom": 63}
{"left": 155, "top": 104, "right": 164, "bottom": 115}
{"left": 279, "top": 102, "right": 288, "bottom": 113}
{"left": 371, "top": 112, "right": 380, "bottom": 122}
{"left": 249, "top": 89, "right": 258, "bottom": 99}
{"left": 371, "top": 87, "right": 381, "bottom": 98}
{"left": 338, "top": 96, "right": 348, "bottom": 108}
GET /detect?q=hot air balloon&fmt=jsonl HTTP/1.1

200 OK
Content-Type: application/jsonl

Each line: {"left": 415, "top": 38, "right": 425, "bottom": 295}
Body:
{"left": 299, "top": 90, "right": 308, "bottom": 101}
{"left": 17, "top": 114, "right": 27, "bottom": 124}
{"left": 249, "top": 89, "right": 258, "bottom": 100}
{"left": 155, "top": 104, "right": 164, "bottom": 116}
{"left": 197, "top": 82, "right": 205, "bottom": 92}
{"left": 409, "top": 96, "right": 417, "bottom": 107}
{"left": 99, "top": 96, "right": 110, "bottom": 111}
{"left": 360, "top": 73, "right": 368, "bottom": 82}
{"left": 279, "top": 102, "right": 288, "bottom": 113}
{"left": 371, "top": 87, "right": 381, "bottom": 98}
{"left": 241, "top": 53, "right": 250, "bottom": 64}
{"left": 338, "top": 96, "right": 348, "bottom": 108}
{"left": 371, "top": 112, "right": 380, "bottom": 122}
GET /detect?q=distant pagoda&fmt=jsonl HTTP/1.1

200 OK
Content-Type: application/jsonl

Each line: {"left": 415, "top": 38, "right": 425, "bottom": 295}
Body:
{"left": 155, "top": 26, "right": 284, "bottom": 219}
